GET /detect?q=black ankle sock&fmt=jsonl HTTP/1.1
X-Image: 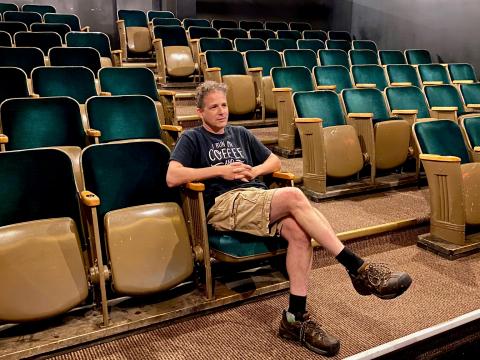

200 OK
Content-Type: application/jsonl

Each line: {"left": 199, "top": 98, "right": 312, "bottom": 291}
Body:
{"left": 288, "top": 293, "right": 307, "bottom": 319}
{"left": 336, "top": 247, "right": 365, "bottom": 275}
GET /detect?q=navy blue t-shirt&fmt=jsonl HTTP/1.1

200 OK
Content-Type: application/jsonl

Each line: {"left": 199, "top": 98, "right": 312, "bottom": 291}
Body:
{"left": 170, "top": 125, "right": 272, "bottom": 211}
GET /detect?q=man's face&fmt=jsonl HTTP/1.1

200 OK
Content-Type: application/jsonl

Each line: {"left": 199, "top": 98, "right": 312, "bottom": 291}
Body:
{"left": 197, "top": 90, "right": 229, "bottom": 134}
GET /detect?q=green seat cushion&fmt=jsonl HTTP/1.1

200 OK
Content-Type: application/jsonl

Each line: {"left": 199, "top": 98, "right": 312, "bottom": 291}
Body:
{"left": 271, "top": 66, "right": 314, "bottom": 92}
{"left": 342, "top": 88, "right": 390, "bottom": 121}
{"left": 249, "top": 29, "right": 276, "bottom": 42}
{"left": 418, "top": 64, "right": 450, "bottom": 84}
{"left": 460, "top": 83, "right": 480, "bottom": 105}
{"left": 294, "top": 90, "right": 345, "bottom": 127}
{"left": 209, "top": 231, "right": 287, "bottom": 259}
{"left": 99, "top": 67, "right": 159, "bottom": 100}
{"left": 66, "top": 32, "right": 112, "bottom": 57}
{"left": 297, "top": 39, "right": 325, "bottom": 53}
{"left": 118, "top": 9, "right": 148, "bottom": 27}
{"left": 405, "top": 49, "right": 432, "bottom": 65}
{"left": 352, "top": 65, "right": 388, "bottom": 90}
{"left": 219, "top": 28, "right": 248, "bottom": 41}
{"left": 385, "top": 86, "right": 430, "bottom": 119}
{"left": 415, "top": 120, "right": 470, "bottom": 164}
{"left": 284, "top": 49, "right": 317, "bottom": 69}
{"left": 199, "top": 38, "right": 232, "bottom": 51}
{"left": 314, "top": 65, "right": 353, "bottom": 93}
{"left": 44, "top": 13, "right": 81, "bottom": 32}
{"left": 424, "top": 85, "right": 465, "bottom": 114}
{"left": 245, "top": 50, "right": 282, "bottom": 77}
{"left": 386, "top": 64, "right": 421, "bottom": 88}
{"left": 448, "top": 63, "right": 477, "bottom": 82}
{"left": 235, "top": 38, "right": 266, "bottom": 52}
{"left": 205, "top": 50, "right": 246, "bottom": 76}
{"left": 267, "top": 38, "right": 297, "bottom": 52}
{"left": 318, "top": 49, "right": 349, "bottom": 68}
{"left": 188, "top": 26, "right": 218, "bottom": 40}
{"left": 463, "top": 117, "right": 480, "bottom": 147}
{"left": 0, "top": 47, "right": 44, "bottom": 74}
{"left": 379, "top": 50, "right": 406, "bottom": 65}
{"left": 153, "top": 25, "right": 189, "bottom": 47}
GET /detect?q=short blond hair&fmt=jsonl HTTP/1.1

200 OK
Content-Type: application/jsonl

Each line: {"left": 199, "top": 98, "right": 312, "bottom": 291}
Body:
{"left": 195, "top": 81, "right": 228, "bottom": 109}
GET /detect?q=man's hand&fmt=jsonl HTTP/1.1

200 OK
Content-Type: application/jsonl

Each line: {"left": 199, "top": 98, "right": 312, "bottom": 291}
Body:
{"left": 221, "top": 162, "right": 256, "bottom": 182}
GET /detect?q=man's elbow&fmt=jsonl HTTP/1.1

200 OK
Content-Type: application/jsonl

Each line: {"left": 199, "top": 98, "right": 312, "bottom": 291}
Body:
{"left": 166, "top": 173, "right": 179, "bottom": 188}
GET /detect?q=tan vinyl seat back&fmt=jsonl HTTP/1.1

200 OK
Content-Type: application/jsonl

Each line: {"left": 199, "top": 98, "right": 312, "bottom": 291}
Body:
{"left": 164, "top": 46, "right": 195, "bottom": 77}
{"left": 262, "top": 76, "right": 276, "bottom": 113}
{"left": 461, "top": 162, "right": 480, "bottom": 225}
{"left": 105, "top": 203, "right": 194, "bottom": 295}
{"left": 324, "top": 125, "right": 364, "bottom": 177}
{"left": 126, "top": 26, "right": 152, "bottom": 53}
{"left": 223, "top": 74, "right": 256, "bottom": 115}
{"left": 374, "top": 120, "right": 410, "bottom": 169}
{"left": 0, "top": 218, "right": 88, "bottom": 322}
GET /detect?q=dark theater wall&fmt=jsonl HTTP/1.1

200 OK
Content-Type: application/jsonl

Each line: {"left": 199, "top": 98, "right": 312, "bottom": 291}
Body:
{"left": 351, "top": 0, "right": 480, "bottom": 69}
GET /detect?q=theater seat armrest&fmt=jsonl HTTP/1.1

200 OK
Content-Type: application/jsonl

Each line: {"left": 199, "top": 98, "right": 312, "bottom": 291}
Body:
{"left": 431, "top": 106, "right": 458, "bottom": 111}
{"left": 247, "top": 67, "right": 263, "bottom": 73}
{"left": 347, "top": 112, "right": 374, "bottom": 119}
{"left": 453, "top": 80, "right": 474, "bottom": 84}
{"left": 467, "top": 104, "right": 480, "bottom": 109}
{"left": 174, "top": 92, "right": 196, "bottom": 100}
{"left": 186, "top": 182, "right": 205, "bottom": 192}
{"left": 419, "top": 154, "right": 461, "bottom": 163}
{"left": 158, "top": 89, "right": 176, "bottom": 96}
{"left": 474, "top": 146, "right": 480, "bottom": 153}
{"left": 161, "top": 124, "right": 182, "bottom": 132}
{"left": 99, "top": 91, "right": 111, "bottom": 96}
{"left": 0, "top": 134, "right": 8, "bottom": 144}
{"left": 80, "top": 191, "right": 100, "bottom": 207}
{"left": 111, "top": 50, "right": 122, "bottom": 55}
{"left": 205, "top": 67, "right": 221, "bottom": 72}
{"left": 423, "top": 81, "right": 443, "bottom": 85}
{"left": 390, "top": 82, "right": 412, "bottom": 86}
{"left": 81, "top": 26, "right": 90, "bottom": 32}
{"left": 86, "top": 129, "right": 101, "bottom": 138}
{"left": 315, "top": 84, "right": 336, "bottom": 91}
{"left": 272, "top": 171, "right": 295, "bottom": 180}
{"left": 272, "top": 87, "right": 292, "bottom": 93}
{"left": 356, "top": 83, "right": 376, "bottom": 89}
{"left": 30, "top": 93, "right": 40, "bottom": 98}
{"left": 392, "top": 109, "right": 418, "bottom": 115}
{"left": 295, "top": 117, "right": 322, "bottom": 124}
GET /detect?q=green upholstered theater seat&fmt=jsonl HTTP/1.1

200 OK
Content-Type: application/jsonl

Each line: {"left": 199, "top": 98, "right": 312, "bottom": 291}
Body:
{"left": 30, "top": 23, "right": 71, "bottom": 44}
{"left": 267, "top": 38, "right": 297, "bottom": 52}
{"left": 0, "top": 30, "right": 11, "bottom": 46}
{"left": 188, "top": 26, "right": 219, "bottom": 39}
{"left": 418, "top": 64, "right": 451, "bottom": 85}
{"left": 386, "top": 64, "right": 421, "bottom": 88}
{"left": 81, "top": 140, "right": 194, "bottom": 296}
{"left": 0, "top": 46, "right": 45, "bottom": 76}
{"left": 44, "top": 13, "right": 88, "bottom": 32}
{"left": 448, "top": 63, "right": 478, "bottom": 83}
{"left": 294, "top": 90, "right": 346, "bottom": 127}
{"left": 212, "top": 19, "right": 238, "bottom": 30}
{"left": 147, "top": 10, "right": 175, "bottom": 21}
{"left": 205, "top": 50, "right": 247, "bottom": 76}
{"left": 3, "top": 10, "right": 41, "bottom": 27}
{"left": 117, "top": 9, "right": 153, "bottom": 60}
{"left": 405, "top": 49, "right": 432, "bottom": 65}
{"left": 153, "top": 25, "right": 196, "bottom": 82}
{"left": 234, "top": 38, "right": 266, "bottom": 52}
{"left": 0, "top": 67, "right": 29, "bottom": 103}
{"left": 14, "top": 31, "right": 62, "bottom": 56}
{"left": 302, "top": 30, "right": 328, "bottom": 42}
{"left": 343, "top": 88, "right": 394, "bottom": 122}
{"left": 0, "top": 148, "right": 89, "bottom": 322}
{"left": 318, "top": 49, "right": 349, "bottom": 68}
{"left": 271, "top": 66, "right": 315, "bottom": 92}
{"left": 0, "top": 20, "right": 26, "bottom": 37}
{"left": 461, "top": 116, "right": 480, "bottom": 149}
{"left": 326, "top": 39, "right": 351, "bottom": 53}
{"left": 182, "top": 18, "right": 210, "bottom": 29}
{"left": 0, "top": 3, "right": 18, "bottom": 14}
{"left": 22, "top": 4, "right": 55, "bottom": 15}
{"left": 351, "top": 64, "right": 389, "bottom": 91}
{"left": 314, "top": 65, "right": 353, "bottom": 94}
{"left": 219, "top": 28, "right": 248, "bottom": 41}
{"left": 265, "top": 21, "right": 289, "bottom": 31}
{"left": 49, "top": 47, "right": 103, "bottom": 75}
{"left": 328, "top": 30, "right": 352, "bottom": 42}
{"left": 66, "top": 32, "right": 121, "bottom": 68}
{"left": 284, "top": 49, "right": 318, "bottom": 69}
{"left": 277, "top": 30, "right": 302, "bottom": 41}
{"left": 289, "top": 22, "right": 312, "bottom": 32}
{"left": 297, "top": 39, "right": 325, "bottom": 53}
{"left": 424, "top": 84, "right": 467, "bottom": 121}
{"left": 352, "top": 40, "right": 378, "bottom": 52}
{"left": 151, "top": 17, "right": 181, "bottom": 26}
{"left": 385, "top": 85, "right": 432, "bottom": 119}
{"left": 379, "top": 50, "right": 407, "bottom": 66}
{"left": 239, "top": 20, "right": 264, "bottom": 31}
{"left": 349, "top": 49, "right": 379, "bottom": 66}
{"left": 249, "top": 29, "right": 276, "bottom": 42}
{"left": 86, "top": 95, "right": 162, "bottom": 143}
{"left": 460, "top": 83, "right": 480, "bottom": 108}
{"left": 199, "top": 37, "right": 232, "bottom": 51}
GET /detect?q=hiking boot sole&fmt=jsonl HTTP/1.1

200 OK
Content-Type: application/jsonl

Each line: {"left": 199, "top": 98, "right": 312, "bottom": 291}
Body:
{"left": 278, "top": 330, "right": 340, "bottom": 357}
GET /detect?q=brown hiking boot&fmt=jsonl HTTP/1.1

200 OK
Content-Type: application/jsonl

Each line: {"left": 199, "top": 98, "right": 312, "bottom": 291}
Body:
{"left": 349, "top": 262, "right": 412, "bottom": 299}
{"left": 278, "top": 310, "right": 340, "bottom": 356}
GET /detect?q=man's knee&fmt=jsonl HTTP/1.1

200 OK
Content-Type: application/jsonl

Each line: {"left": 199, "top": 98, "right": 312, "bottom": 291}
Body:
{"left": 276, "top": 187, "right": 310, "bottom": 210}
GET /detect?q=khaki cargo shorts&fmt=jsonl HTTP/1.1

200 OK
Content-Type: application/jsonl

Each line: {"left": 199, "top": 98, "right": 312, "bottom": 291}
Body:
{"left": 207, "top": 187, "right": 280, "bottom": 237}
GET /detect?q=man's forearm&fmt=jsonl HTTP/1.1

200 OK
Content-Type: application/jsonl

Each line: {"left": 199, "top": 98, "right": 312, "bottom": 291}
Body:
{"left": 167, "top": 165, "right": 222, "bottom": 187}
{"left": 253, "top": 154, "right": 282, "bottom": 178}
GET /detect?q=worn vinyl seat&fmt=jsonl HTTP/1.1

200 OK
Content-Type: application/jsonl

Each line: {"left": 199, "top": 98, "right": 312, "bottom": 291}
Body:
{"left": 0, "top": 67, "right": 30, "bottom": 103}
{"left": 283, "top": 49, "right": 318, "bottom": 69}
{"left": 44, "top": 13, "right": 90, "bottom": 32}
{"left": 0, "top": 148, "right": 89, "bottom": 322}
{"left": 294, "top": 90, "right": 364, "bottom": 193}
{"left": 271, "top": 66, "right": 316, "bottom": 153}
{"left": 379, "top": 50, "right": 407, "bottom": 66}
{"left": 205, "top": 50, "right": 264, "bottom": 120}
{"left": 245, "top": 49, "right": 283, "bottom": 114}
{"left": 117, "top": 9, "right": 154, "bottom": 61}
{"left": 342, "top": 88, "right": 411, "bottom": 182}
{"left": 297, "top": 39, "right": 325, "bottom": 53}
{"left": 66, "top": 31, "right": 122, "bottom": 67}
{"left": 349, "top": 49, "right": 379, "bottom": 66}
{"left": 424, "top": 84, "right": 468, "bottom": 122}
{"left": 313, "top": 65, "right": 353, "bottom": 94}
{"left": 318, "top": 49, "right": 349, "bottom": 68}
{"left": 351, "top": 64, "right": 389, "bottom": 90}
{"left": 80, "top": 139, "right": 195, "bottom": 304}
{"left": 153, "top": 25, "right": 197, "bottom": 83}
{"left": 386, "top": 64, "right": 422, "bottom": 88}
{"left": 418, "top": 64, "right": 451, "bottom": 86}
{"left": 413, "top": 120, "right": 480, "bottom": 245}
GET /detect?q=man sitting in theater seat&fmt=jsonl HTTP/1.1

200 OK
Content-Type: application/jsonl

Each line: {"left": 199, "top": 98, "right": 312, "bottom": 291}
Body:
{"left": 166, "top": 81, "right": 412, "bottom": 357}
